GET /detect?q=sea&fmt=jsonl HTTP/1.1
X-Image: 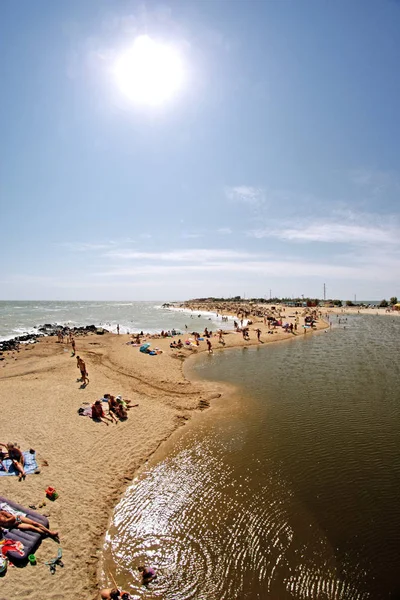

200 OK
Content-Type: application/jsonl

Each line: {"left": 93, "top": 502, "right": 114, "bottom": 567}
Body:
{"left": 0, "top": 300, "right": 234, "bottom": 342}
{"left": 103, "top": 313, "right": 400, "bottom": 600}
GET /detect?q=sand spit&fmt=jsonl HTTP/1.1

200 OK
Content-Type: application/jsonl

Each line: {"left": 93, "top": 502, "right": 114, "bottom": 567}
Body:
{"left": 0, "top": 307, "right": 326, "bottom": 599}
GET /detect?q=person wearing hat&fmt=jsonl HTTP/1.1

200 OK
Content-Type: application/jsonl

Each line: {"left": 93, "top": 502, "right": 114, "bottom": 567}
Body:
{"left": 115, "top": 396, "right": 128, "bottom": 420}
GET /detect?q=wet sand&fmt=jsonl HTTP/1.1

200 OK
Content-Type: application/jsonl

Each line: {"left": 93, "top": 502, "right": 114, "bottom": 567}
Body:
{"left": 0, "top": 308, "right": 326, "bottom": 599}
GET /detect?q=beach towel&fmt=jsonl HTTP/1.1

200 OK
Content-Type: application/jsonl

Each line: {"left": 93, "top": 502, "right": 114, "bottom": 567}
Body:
{"left": 78, "top": 405, "right": 93, "bottom": 417}
{"left": 0, "top": 496, "right": 50, "bottom": 563}
{"left": 0, "top": 451, "right": 38, "bottom": 477}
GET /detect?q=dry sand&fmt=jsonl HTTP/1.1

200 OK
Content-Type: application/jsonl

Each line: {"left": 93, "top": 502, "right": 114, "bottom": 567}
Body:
{"left": 0, "top": 308, "right": 327, "bottom": 600}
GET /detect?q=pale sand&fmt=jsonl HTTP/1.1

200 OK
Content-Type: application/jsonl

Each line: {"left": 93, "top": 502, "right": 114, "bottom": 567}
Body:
{"left": 0, "top": 309, "right": 326, "bottom": 600}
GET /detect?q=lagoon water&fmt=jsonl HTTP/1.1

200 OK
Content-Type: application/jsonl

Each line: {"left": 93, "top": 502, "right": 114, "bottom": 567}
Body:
{"left": 103, "top": 315, "right": 400, "bottom": 599}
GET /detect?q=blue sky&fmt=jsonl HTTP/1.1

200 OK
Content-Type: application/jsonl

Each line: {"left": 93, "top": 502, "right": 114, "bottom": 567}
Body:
{"left": 1, "top": 0, "right": 400, "bottom": 301}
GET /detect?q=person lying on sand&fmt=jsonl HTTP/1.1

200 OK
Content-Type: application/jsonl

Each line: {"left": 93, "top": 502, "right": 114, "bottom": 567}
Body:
{"left": 100, "top": 588, "right": 131, "bottom": 600}
{"left": 0, "top": 442, "right": 26, "bottom": 480}
{"left": 116, "top": 395, "right": 139, "bottom": 409}
{"left": 0, "top": 510, "right": 58, "bottom": 539}
{"left": 91, "top": 400, "right": 114, "bottom": 425}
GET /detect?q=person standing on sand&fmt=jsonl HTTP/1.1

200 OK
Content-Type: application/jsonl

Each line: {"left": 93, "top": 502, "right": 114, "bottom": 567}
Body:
{"left": 117, "top": 324, "right": 120, "bottom": 335}
{"left": 255, "top": 328, "right": 261, "bottom": 342}
{"left": 71, "top": 337, "right": 76, "bottom": 356}
{"left": 206, "top": 339, "right": 213, "bottom": 353}
{"left": 76, "top": 356, "right": 89, "bottom": 385}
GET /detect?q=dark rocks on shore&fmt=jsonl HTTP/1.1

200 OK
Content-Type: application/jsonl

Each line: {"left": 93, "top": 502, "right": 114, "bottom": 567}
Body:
{"left": 0, "top": 323, "right": 109, "bottom": 352}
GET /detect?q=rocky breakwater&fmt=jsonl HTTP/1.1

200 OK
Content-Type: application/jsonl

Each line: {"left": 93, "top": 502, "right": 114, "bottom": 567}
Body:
{"left": 0, "top": 323, "right": 109, "bottom": 353}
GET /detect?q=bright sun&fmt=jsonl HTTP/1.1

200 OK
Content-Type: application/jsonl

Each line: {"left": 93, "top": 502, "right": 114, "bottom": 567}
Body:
{"left": 114, "top": 35, "right": 184, "bottom": 106}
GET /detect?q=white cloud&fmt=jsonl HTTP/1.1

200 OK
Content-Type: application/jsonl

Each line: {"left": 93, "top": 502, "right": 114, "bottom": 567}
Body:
{"left": 105, "top": 248, "right": 256, "bottom": 262}
{"left": 225, "top": 185, "right": 264, "bottom": 205}
{"left": 248, "top": 220, "right": 400, "bottom": 245}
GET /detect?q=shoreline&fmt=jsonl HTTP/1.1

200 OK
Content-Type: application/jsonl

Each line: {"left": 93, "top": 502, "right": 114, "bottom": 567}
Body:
{"left": 0, "top": 306, "right": 328, "bottom": 599}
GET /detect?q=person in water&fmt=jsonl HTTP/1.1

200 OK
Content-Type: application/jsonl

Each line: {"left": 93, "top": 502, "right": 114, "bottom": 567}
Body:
{"left": 100, "top": 588, "right": 131, "bottom": 600}
{"left": 138, "top": 565, "right": 156, "bottom": 584}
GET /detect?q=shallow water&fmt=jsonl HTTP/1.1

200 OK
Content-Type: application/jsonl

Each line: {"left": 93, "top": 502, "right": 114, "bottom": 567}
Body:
{"left": 103, "top": 315, "right": 400, "bottom": 599}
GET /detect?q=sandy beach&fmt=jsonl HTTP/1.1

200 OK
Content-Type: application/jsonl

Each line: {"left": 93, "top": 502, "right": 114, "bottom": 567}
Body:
{"left": 0, "top": 305, "right": 346, "bottom": 599}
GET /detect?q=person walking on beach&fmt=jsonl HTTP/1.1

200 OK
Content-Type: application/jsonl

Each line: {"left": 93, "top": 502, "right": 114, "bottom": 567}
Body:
{"left": 206, "top": 339, "right": 213, "bottom": 354}
{"left": 117, "top": 324, "right": 120, "bottom": 335}
{"left": 71, "top": 337, "right": 76, "bottom": 356}
{"left": 255, "top": 328, "right": 261, "bottom": 342}
{"left": 76, "top": 356, "right": 89, "bottom": 385}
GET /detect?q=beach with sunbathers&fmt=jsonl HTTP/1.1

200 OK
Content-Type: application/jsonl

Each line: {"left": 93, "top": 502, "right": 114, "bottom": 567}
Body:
{"left": 0, "top": 302, "right": 336, "bottom": 599}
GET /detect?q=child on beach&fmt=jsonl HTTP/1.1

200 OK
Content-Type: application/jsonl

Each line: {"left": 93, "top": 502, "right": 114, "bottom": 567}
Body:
{"left": 138, "top": 565, "right": 156, "bottom": 585}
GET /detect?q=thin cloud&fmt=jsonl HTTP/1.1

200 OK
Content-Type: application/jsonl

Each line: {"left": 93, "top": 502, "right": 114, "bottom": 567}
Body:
{"left": 60, "top": 241, "right": 118, "bottom": 252}
{"left": 225, "top": 185, "right": 264, "bottom": 205}
{"left": 217, "top": 227, "right": 232, "bottom": 234}
{"left": 248, "top": 221, "right": 400, "bottom": 245}
{"left": 350, "top": 168, "right": 400, "bottom": 196}
{"left": 105, "top": 248, "right": 256, "bottom": 261}
{"left": 181, "top": 232, "right": 204, "bottom": 239}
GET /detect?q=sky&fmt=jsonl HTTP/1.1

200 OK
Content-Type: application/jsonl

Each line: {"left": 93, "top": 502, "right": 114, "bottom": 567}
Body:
{"left": 1, "top": 0, "right": 400, "bottom": 301}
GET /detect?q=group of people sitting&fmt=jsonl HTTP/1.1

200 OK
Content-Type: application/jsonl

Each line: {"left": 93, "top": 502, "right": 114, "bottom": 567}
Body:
{"left": 170, "top": 339, "right": 183, "bottom": 349}
{"left": 0, "top": 442, "right": 26, "bottom": 481}
{"left": 91, "top": 394, "right": 138, "bottom": 425}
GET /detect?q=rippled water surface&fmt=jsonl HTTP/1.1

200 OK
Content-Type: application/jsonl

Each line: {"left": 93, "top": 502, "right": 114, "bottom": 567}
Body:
{"left": 103, "top": 316, "right": 400, "bottom": 599}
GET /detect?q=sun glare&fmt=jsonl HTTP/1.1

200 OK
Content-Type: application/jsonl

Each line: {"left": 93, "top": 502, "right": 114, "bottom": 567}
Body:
{"left": 114, "top": 35, "right": 184, "bottom": 106}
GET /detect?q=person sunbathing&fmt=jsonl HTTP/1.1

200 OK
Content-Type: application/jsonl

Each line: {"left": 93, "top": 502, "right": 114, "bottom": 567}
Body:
{"left": 0, "top": 510, "right": 58, "bottom": 539}
{"left": 91, "top": 400, "right": 114, "bottom": 425}
{"left": 0, "top": 442, "right": 26, "bottom": 480}
{"left": 103, "top": 394, "right": 119, "bottom": 423}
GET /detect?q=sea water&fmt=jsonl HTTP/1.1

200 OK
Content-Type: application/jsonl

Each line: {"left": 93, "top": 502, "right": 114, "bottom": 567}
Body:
{"left": 103, "top": 314, "right": 400, "bottom": 599}
{"left": 0, "top": 300, "right": 233, "bottom": 341}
